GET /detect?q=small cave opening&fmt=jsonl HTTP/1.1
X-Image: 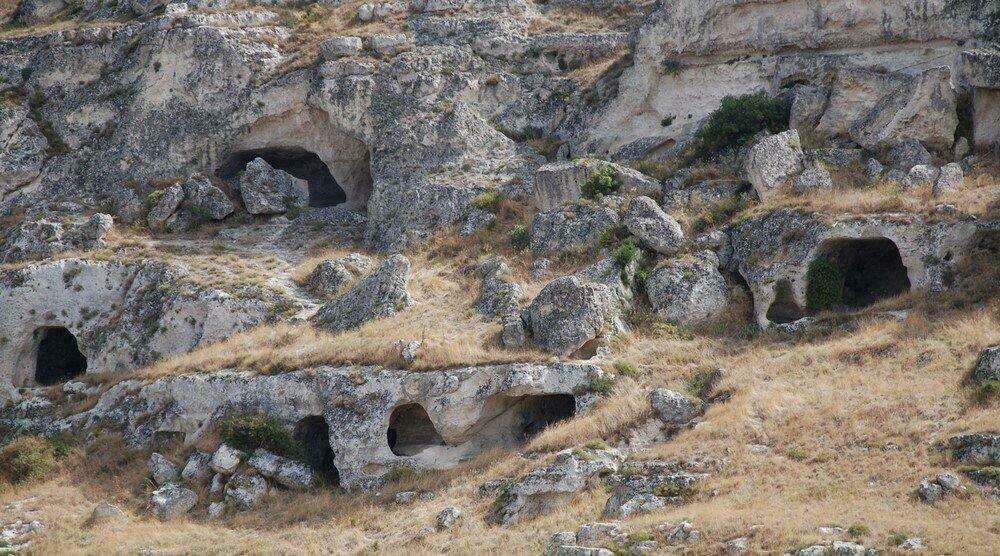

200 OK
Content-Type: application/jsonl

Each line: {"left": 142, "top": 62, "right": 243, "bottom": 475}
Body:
{"left": 813, "top": 237, "right": 911, "bottom": 309}
{"left": 387, "top": 403, "right": 446, "bottom": 457}
{"left": 217, "top": 148, "right": 348, "bottom": 208}
{"left": 295, "top": 416, "right": 339, "bottom": 485}
{"left": 34, "top": 327, "right": 87, "bottom": 386}
{"left": 766, "top": 279, "right": 804, "bottom": 324}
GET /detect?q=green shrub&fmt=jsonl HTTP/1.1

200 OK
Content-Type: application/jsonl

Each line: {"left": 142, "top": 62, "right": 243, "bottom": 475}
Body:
{"left": 847, "top": 524, "right": 870, "bottom": 538}
{"left": 585, "top": 439, "right": 608, "bottom": 450}
{"left": 588, "top": 376, "right": 616, "bottom": 395}
{"left": 786, "top": 447, "right": 809, "bottom": 461}
{"left": 652, "top": 482, "right": 696, "bottom": 497}
{"left": 599, "top": 225, "right": 627, "bottom": 247}
{"left": 614, "top": 239, "right": 641, "bottom": 268}
{"left": 0, "top": 436, "right": 58, "bottom": 484}
{"left": 220, "top": 415, "right": 302, "bottom": 459}
{"left": 890, "top": 532, "right": 913, "bottom": 546}
{"left": 471, "top": 190, "right": 504, "bottom": 214}
{"left": 685, "top": 367, "right": 717, "bottom": 400}
{"left": 805, "top": 257, "right": 843, "bottom": 313}
{"left": 690, "top": 92, "right": 790, "bottom": 160}
{"left": 508, "top": 224, "right": 530, "bottom": 250}
{"left": 973, "top": 379, "right": 1000, "bottom": 402}
{"left": 612, "top": 360, "right": 639, "bottom": 379}
{"left": 143, "top": 189, "right": 167, "bottom": 216}
{"left": 580, "top": 165, "right": 620, "bottom": 199}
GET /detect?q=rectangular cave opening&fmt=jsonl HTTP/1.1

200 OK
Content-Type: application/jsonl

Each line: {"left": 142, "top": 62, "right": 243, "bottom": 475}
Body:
{"left": 34, "top": 326, "right": 87, "bottom": 386}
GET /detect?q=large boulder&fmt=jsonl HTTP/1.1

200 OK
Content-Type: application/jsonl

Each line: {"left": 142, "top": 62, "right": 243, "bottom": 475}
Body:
{"left": 239, "top": 158, "right": 310, "bottom": 215}
{"left": 307, "top": 253, "right": 373, "bottom": 296}
{"left": 248, "top": 449, "right": 317, "bottom": 490}
{"left": 224, "top": 472, "right": 269, "bottom": 509}
{"left": 312, "top": 254, "right": 412, "bottom": 332}
{"left": 886, "top": 138, "right": 933, "bottom": 172}
{"left": 646, "top": 252, "right": 729, "bottom": 327}
{"left": 649, "top": 389, "right": 701, "bottom": 427}
{"left": 163, "top": 174, "right": 235, "bottom": 232}
{"left": 622, "top": 196, "right": 684, "bottom": 255}
{"left": 972, "top": 346, "right": 1000, "bottom": 382}
{"left": 743, "top": 130, "right": 805, "bottom": 200}
{"left": 474, "top": 257, "right": 523, "bottom": 318}
{"left": 534, "top": 159, "right": 659, "bottom": 211}
{"left": 488, "top": 447, "right": 625, "bottom": 526}
{"left": 530, "top": 199, "right": 623, "bottom": 256}
{"left": 149, "top": 453, "right": 178, "bottom": 485}
{"left": 149, "top": 484, "right": 198, "bottom": 521}
{"left": 522, "top": 276, "right": 616, "bottom": 356}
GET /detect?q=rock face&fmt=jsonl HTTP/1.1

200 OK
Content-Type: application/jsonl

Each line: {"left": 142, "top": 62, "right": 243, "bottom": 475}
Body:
{"left": 972, "top": 346, "right": 1000, "bottom": 382}
{"left": 530, "top": 199, "right": 623, "bottom": 256}
{"left": 488, "top": 447, "right": 625, "bottom": 526}
{"left": 0, "top": 102, "right": 47, "bottom": 197}
{"left": 949, "top": 433, "right": 1000, "bottom": 465}
{"left": 311, "top": 254, "right": 412, "bottom": 332}
{"left": 19, "top": 362, "right": 602, "bottom": 489}
{"left": 603, "top": 465, "right": 704, "bottom": 518}
{"left": 646, "top": 252, "right": 729, "bottom": 327}
{"left": 622, "top": 196, "right": 684, "bottom": 255}
{"left": 743, "top": 131, "right": 805, "bottom": 200}
{"left": 0, "top": 213, "right": 113, "bottom": 264}
{"left": 521, "top": 276, "right": 615, "bottom": 356}
{"left": 729, "top": 209, "right": 982, "bottom": 328}
{"left": 239, "top": 158, "right": 310, "bottom": 215}
{"left": 0, "top": 258, "right": 286, "bottom": 388}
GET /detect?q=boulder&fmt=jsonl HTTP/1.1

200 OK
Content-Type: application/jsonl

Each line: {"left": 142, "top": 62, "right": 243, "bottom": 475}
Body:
{"left": 437, "top": 506, "right": 461, "bottom": 529}
{"left": 622, "top": 196, "right": 684, "bottom": 255}
{"left": 239, "top": 158, "right": 310, "bottom": 215}
{"left": 604, "top": 471, "right": 702, "bottom": 518}
{"left": 521, "top": 277, "right": 615, "bottom": 356}
{"left": 210, "top": 444, "right": 243, "bottom": 475}
{"left": 307, "top": 253, "right": 373, "bottom": 296}
{"left": 164, "top": 174, "right": 234, "bottom": 232}
{"left": 488, "top": 447, "right": 624, "bottom": 526}
{"left": 908, "top": 165, "right": 939, "bottom": 188}
{"left": 249, "top": 449, "right": 317, "bottom": 490}
{"left": 864, "top": 158, "right": 885, "bottom": 182}
{"left": 149, "top": 484, "right": 198, "bottom": 521}
{"left": 743, "top": 130, "right": 805, "bottom": 200}
{"left": 534, "top": 159, "right": 659, "bottom": 211}
{"left": 367, "top": 34, "right": 412, "bottom": 57}
{"left": 312, "top": 254, "right": 412, "bottom": 332}
{"left": 319, "top": 36, "right": 363, "bottom": 60}
{"left": 147, "top": 184, "right": 185, "bottom": 231}
{"left": 530, "top": 199, "right": 622, "bottom": 256}
{"left": 886, "top": 139, "right": 932, "bottom": 172}
{"left": 501, "top": 313, "right": 528, "bottom": 348}
{"left": 180, "top": 451, "right": 214, "bottom": 483}
{"left": 646, "top": 252, "right": 728, "bottom": 327}
{"left": 224, "top": 472, "right": 269, "bottom": 509}
{"left": 649, "top": 389, "right": 701, "bottom": 427}
{"left": 789, "top": 84, "right": 830, "bottom": 133}
{"left": 86, "top": 503, "right": 127, "bottom": 526}
{"left": 474, "top": 257, "right": 523, "bottom": 318}
{"left": 949, "top": 433, "right": 1000, "bottom": 464}
{"left": 791, "top": 161, "right": 833, "bottom": 193}
{"left": 933, "top": 163, "right": 964, "bottom": 197}
{"left": 972, "top": 346, "right": 1000, "bottom": 382}
{"left": 918, "top": 478, "right": 943, "bottom": 503}
{"left": 149, "top": 453, "right": 178, "bottom": 485}
{"left": 576, "top": 522, "right": 625, "bottom": 544}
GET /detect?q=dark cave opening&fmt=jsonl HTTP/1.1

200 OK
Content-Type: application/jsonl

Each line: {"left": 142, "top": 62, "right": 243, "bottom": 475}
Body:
{"left": 515, "top": 394, "right": 576, "bottom": 439}
{"left": 815, "top": 238, "right": 911, "bottom": 309}
{"left": 387, "top": 403, "right": 446, "bottom": 457}
{"left": 34, "top": 327, "right": 87, "bottom": 386}
{"left": 217, "top": 148, "right": 347, "bottom": 207}
{"left": 767, "top": 279, "right": 804, "bottom": 324}
{"left": 295, "top": 415, "right": 340, "bottom": 484}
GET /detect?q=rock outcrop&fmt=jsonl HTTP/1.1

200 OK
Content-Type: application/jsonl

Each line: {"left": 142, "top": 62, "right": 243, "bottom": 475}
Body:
{"left": 646, "top": 251, "right": 729, "bottom": 327}
{"left": 311, "top": 254, "right": 412, "bottom": 332}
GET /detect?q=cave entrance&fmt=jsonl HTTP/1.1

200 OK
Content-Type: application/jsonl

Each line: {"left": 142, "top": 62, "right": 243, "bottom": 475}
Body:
{"left": 387, "top": 403, "right": 446, "bottom": 456}
{"left": 295, "top": 416, "right": 339, "bottom": 485}
{"left": 814, "top": 238, "right": 911, "bottom": 309}
{"left": 516, "top": 394, "right": 576, "bottom": 438}
{"left": 217, "top": 148, "right": 347, "bottom": 208}
{"left": 34, "top": 327, "right": 87, "bottom": 386}
{"left": 766, "top": 279, "right": 803, "bottom": 324}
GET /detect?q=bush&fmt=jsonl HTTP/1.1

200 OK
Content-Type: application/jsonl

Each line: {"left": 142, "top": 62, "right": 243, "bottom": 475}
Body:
{"left": 612, "top": 360, "right": 639, "bottom": 379}
{"left": 685, "top": 367, "right": 717, "bottom": 400}
{"left": 805, "top": 257, "right": 843, "bottom": 313}
{"left": 471, "top": 190, "right": 504, "bottom": 214}
{"left": 143, "top": 189, "right": 167, "bottom": 216}
{"left": 847, "top": 524, "right": 870, "bottom": 538}
{"left": 690, "top": 92, "right": 790, "bottom": 160}
{"left": 580, "top": 165, "right": 620, "bottom": 199}
{"left": 786, "top": 447, "right": 809, "bottom": 461}
{"left": 0, "top": 436, "right": 58, "bottom": 484}
{"left": 508, "top": 224, "right": 530, "bottom": 250}
{"left": 973, "top": 379, "right": 1000, "bottom": 402}
{"left": 220, "top": 415, "right": 302, "bottom": 459}
{"left": 614, "top": 239, "right": 641, "bottom": 268}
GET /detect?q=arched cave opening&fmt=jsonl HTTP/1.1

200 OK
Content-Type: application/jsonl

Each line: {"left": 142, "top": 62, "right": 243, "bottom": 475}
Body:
{"left": 766, "top": 279, "right": 804, "bottom": 324}
{"left": 387, "top": 403, "right": 446, "bottom": 457}
{"left": 295, "top": 416, "right": 339, "bottom": 485}
{"left": 217, "top": 148, "right": 348, "bottom": 208}
{"left": 813, "top": 237, "right": 911, "bottom": 309}
{"left": 515, "top": 394, "right": 576, "bottom": 439}
{"left": 34, "top": 327, "right": 87, "bottom": 386}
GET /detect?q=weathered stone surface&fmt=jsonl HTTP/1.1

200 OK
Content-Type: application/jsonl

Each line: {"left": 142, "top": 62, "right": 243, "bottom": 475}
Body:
{"left": 312, "top": 254, "right": 412, "bottom": 332}
{"left": 649, "top": 389, "right": 701, "bottom": 427}
{"left": 319, "top": 36, "right": 363, "bottom": 60}
{"left": 908, "top": 165, "right": 939, "bottom": 189}
{"left": 86, "top": 503, "right": 127, "bottom": 526}
{"left": 163, "top": 174, "right": 234, "bottom": 232}
{"left": 0, "top": 103, "right": 47, "bottom": 197}
{"left": 949, "top": 433, "right": 1000, "bottom": 465}
{"left": 522, "top": 276, "right": 615, "bottom": 356}
{"left": 646, "top": 252, "right": 728, "bottom": 327}
{"left": 886, "top": 139, "right": 933, "bottom": 172}
{"left": 150, "top": 483, "right": 198, "bottom": 521}
{"left": 743, "top": 130, "right": 805, "bottom": 200}
{"left": 791, "top": 161, "right": 833, "bottom": 193}
{"left": 534, "top": 159, "right": 658, "bottom": 211}
{"left": 224, "top": 472, "right": 269, "bottom": 509}
{"left": 437, "top": 506, "right": 461, "bottom": 529}
{"left": 149, "top": 453, "right": 178, "bottom": 485}
{"left": 0, "top": 213, "right": 114, "bottom": 264}
{"left": 530, "top": 199, "right": 622, "bottom": 256}
{"left": 307, "top": 253, "right": 373, "bottom": 296}
{"left": 622, "top": 196, "right": 684, "bottom": 255}
{"left": 488, "top": 447, "right": 624, "bottom": 526}
{"left": 239, "top": 158, "right": 310, "bottom": 215}
{"left": 933, "top": 163, "right": 964, "bottom": 197}
{"left": 604, "top": 470, "right": 703, "bottom": 518}
{"left": 972, "top": 346, "right": 1000, "bottom": 382}
{"left": 147, "top": 184, "right": 185, "bottom": 231}
{"left": 181, "top": 451, "right": 213, "bottom": 483}
{"left": 918, "top": 478, "right": 943, "bottom": 503}
{"left": 249, "top": 449, "right": 316, "bottom": 490}
{"left": 474, "top": 257, "right": 522, "bottom": 318}
{"left": 211, "top": 444, "right": 243, "bottom": 475}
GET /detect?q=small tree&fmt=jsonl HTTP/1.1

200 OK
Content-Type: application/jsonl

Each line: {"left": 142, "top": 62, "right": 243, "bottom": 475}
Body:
{"left": 690, "top": 92, "right": 790, "bottom": 160}
{"left": 580, "top": 165, "right": 620, "bottom": 199}
{"left": 806, "top": 257, "right": 843, "bottom": 313}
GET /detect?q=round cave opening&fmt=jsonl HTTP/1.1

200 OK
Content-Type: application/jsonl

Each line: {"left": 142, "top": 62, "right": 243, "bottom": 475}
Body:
{"left": 34, "top": 326, "right": 87, "bottom": 386}
{"left": 217, "top": 148, "right": 348, "bottom": 208}
{"left": 810, "top": 237, "right": 911, "bottom": 310}
{"left": 387, "top": 403, "right": 446, "bottom": 457}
